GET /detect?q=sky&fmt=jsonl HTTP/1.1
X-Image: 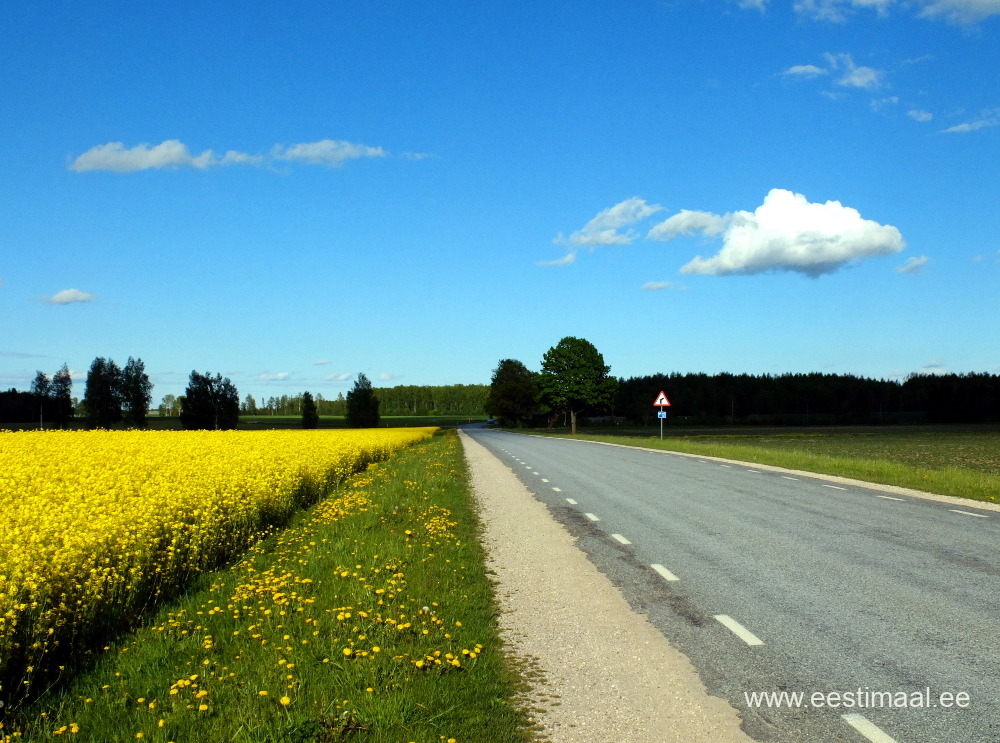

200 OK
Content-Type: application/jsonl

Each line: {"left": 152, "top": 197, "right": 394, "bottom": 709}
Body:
{"left": 1, "top": 0, "right": 998, "bottom": 404}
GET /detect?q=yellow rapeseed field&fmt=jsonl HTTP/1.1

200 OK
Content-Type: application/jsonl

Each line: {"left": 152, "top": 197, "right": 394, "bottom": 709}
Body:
{"left": 0, "top": 428, "right": 434, "bottom": 699}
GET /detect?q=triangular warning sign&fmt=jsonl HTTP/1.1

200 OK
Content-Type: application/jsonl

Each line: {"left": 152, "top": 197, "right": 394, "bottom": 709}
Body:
{"left": 654, "top": 391, "right": 671, "bottom": 406}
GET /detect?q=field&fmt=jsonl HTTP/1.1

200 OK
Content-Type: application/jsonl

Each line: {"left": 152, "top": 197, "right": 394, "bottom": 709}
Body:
{"left": 528, "top": 424, "right": 1000, "bottom": 503}
{"left": 0, "top": 428, "right": 529, "bottom": 742}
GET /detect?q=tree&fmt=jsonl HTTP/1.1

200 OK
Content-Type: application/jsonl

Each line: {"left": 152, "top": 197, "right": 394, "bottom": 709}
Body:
{"left": 345, "top": 373, "right": 380, "bottom": 428}
{"left": 50, "top": 364, "right": 74, "bottom": 427}
{"left": 301, "top": 391, "right": 319, "bottom": 429}
{"left": 160, "top": 394, "right": 179, "bottom": 417}
{"left": 180, "top": 371, "right": 240, "bottom": 430}
{"left": 486, "top": 359, "right": 539, "bottom": 427}
{"left": 30, "top": 371, "right": 51, "bottom": 427}
{"left": 538, "top": 337, "right": 617, "bottom": 434}
{"left": 121, "top": 357, "right": 153, "bottom": 428}
{"left": 83, "top": 357, "right": 124, "bottom": 428}
{"left": 242, "top": 394, "right": 258, "bottom": 416}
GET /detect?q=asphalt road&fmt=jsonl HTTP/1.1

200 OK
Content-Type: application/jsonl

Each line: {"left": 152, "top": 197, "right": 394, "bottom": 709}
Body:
{"left": 462, "top": 427, "right": 1000, "bottom": 743}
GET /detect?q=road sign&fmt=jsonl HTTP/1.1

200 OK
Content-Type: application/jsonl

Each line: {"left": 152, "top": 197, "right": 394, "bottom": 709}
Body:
{"left": 657, "top": 411, "right": 666, "bottom": 419}
{"left": 654, "top": 391, "right": 671, "bottom": 407}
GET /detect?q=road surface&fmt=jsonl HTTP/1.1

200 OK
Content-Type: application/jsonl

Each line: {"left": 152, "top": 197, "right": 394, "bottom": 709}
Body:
{"left": 463, "top": 427, "right": 1000, "bottom": 743}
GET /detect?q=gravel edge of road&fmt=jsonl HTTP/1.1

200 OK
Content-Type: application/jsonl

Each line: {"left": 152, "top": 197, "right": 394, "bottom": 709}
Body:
{"left": 458, "top": 429, "right": 758, "bottom": 743}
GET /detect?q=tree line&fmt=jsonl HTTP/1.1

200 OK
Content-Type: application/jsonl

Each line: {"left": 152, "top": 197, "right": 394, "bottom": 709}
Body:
{"left": 235, "top": 384, "right": 488, "bottom": 418}
{"left": 486, "top": 338, "right": 1000, "bottom": 428}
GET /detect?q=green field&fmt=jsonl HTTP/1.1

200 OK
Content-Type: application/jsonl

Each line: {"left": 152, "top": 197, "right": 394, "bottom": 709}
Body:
{"left": 1, "top": 431, "right": 531, "bottom": 743}
{"left": 525, "top": 425, "right": 1000, "bottom": 504}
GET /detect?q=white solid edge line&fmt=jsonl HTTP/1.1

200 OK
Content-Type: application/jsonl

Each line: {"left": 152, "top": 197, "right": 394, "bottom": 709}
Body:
{"left": 841, "top": 713, "right": 901, "bottom": 743}
{"left": 651, "top": 564, "right": 679, "bottom": 581}
{"left": 713, "top": 614, "right": 764, "bottom": 646}
{"left": 611, "top": 533, "right": 631, "bottom": 544}
{"left": 949, "top": 509, "right": 989, "bottom": 518}
{"left": 585, "top": 512, "right": 600, "bottom": 521}
{"left": 565, "top": 498, "right": 578, "bottom": 505}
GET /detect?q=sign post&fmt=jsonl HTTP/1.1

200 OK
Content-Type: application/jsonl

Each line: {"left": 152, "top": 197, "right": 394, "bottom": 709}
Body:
{"left": 653, "top": 391, "right": 671, "bottom": 440}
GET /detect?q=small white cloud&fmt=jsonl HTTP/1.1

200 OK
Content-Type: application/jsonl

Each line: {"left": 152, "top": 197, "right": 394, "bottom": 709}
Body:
{"left": 377, "top": 372, "right": 400, "bottom": 382}
{"left": 739, "top": 0, "right": 769, "bottom": 10}
{"left": 314, "top": 359, "right": 331, "bottom": 366}
{"left": 71, "top": 138, "right": 390, "bottom": 173}
{"left": 651, "top": 188, "right": 904, "bottom": 277}
{"left": 916, "top": 360, "right": 949, "bottom": 375}
{"left": 783, "top": 64, "right": 827, "bottom": 78}
{"left": 259, "top": 372, "right": 290, "bottom": 381}
{"left": 323, "top": 372, "right": 354, "bottom": 382}
{"left": 825, "top": 53, "right": 883, "bottom": 89}
{"left": 555, "top": 197, "right": 663, "bottom": 248}
{"left": 647, "top": 210, "right": 728, "bottom": 240}
{"left": 942, "top": 109, "right": 1000, "bottom": 133}
{"left": 908, "top": 109, "right": 934, "bottom": 122}
{"left": 919, "top": 0, "right": 1000, "bottom": 23}
{"left": 44, "top": 288, "right": 96, "bottom": 304}
{"left": 642, "top": 281, "right": 688, "bottom": 291}
{"left": 896, "top": 255, "right": 929, "bottom": 274}
{"left": 272, "top": 139, "right": 385, "bottom": 167}
{"left": 537, "top": 250, "right": 577, "bottom": 266}
{"left": 69, "top": 140, "right": 223, "bottom": 173}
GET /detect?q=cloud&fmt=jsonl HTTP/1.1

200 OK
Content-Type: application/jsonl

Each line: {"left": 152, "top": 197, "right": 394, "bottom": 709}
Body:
{"left": 0, "top": 350, "right": 48, "bottom": 359}
{"left": 908, "top": 109, "right": 934, "bottom": 122}
{"left": 648, "top": 188, "right": 905, "bottom": 277}
{"left": 323, "top": 373, "right": 354, "bottom": 382}
{"left": 555, "top": 197, "right": 663, "bottom": 248}
{"left": 642, "top": 281, "right": 687, "bottom": 291}
{"left": 647, "top": 210, "right": 728, "bottom": 241}
{"left": 941, "top": 109, "right": 1000, "bottom": 133}
{"left": 271, "top": 139, "right": 386, "bottom": 167}
{"left": 70, "top": 138, "right": 389, "bottom": 173}
{"left": 896, "top": 255, "right": 929, "bottom": 274}
{"left": 259, "top": 372, "right": 290, "bottom": 381}
{"left": 783, "top": 64, "right": 827, "bottom": 79}
{"left": 537, "top": 250, "right": 578, "bottom": 266}
{"left": 313, "top": 360, "right": 331, "bottom": 366}
{"left": 789, "top": 0, "right": 1000, "bottom": 23}
{"left": 825, "top": 53, "right": 883, "bottom": 89}
{"left": 44, "top": 288, "right": 96, "bottom": 304}
{"left": 377, "top": 372, "right": 401, "bottom": 382}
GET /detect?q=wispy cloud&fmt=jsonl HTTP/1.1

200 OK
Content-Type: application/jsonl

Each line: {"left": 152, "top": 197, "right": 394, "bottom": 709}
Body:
{"left": 641, "top": 281, "right": 687, "bottom": 291}
{"left": 896, "top": 255, "right": 929, "bottom": 274}
{"left": 259, "top": 372, "right": 290, "bottom": 381}
{"left": 43, "top": 288, "right": 96, "bottom": 305}
{"left": 941, "top": 109, "right": 1000, "bottom": 133}
{"left": 544, "top": 197, "right": 663, "bottom": 265}
{"left": 908, "top": 109, "right": 934, "bottom": 122}
{"left": 782, "top": 64, "right": 827, "bottom": 79}
{"left": 785, "top": 0, "right": 1000, "bottom": 24}
{"left": 313, "top": 360, "right": 331, "bottom": 366}
{"left": 70, "top": 138, "right": 390, "bottom": 173}
{"left": 648, "top": 188, "right": 905, "bottom": 277}
{"left": 323, "top": 372, "right": 354, "bottom": 382}
{"left": 826, "top": 53, "right": 883, "bottom": 89}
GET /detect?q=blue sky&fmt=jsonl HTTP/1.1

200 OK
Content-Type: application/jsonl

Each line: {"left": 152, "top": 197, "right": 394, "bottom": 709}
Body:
{"left": 2, "top": 0, "right": 998, "bottom": 404}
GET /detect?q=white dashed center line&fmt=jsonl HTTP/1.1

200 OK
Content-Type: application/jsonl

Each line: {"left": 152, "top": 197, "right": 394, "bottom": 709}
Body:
{"left": 552, "top": 487, "right": 562, "bottom": 492}
{"left": 877, "top": 495, "right": 906, "bottom": 501}
{"left": 781, "top": 476, "right": 799, "bottom": 481}
{"left": 651, "top": 564, "right": 680, "bottom": 581}
{"left": 565, "top": 498, "right": 577, "bottom": 505}
{"left": 713, "top": 615, "right": 764, "bottom": 646}
{"left": 611, "top": 534, "right": 631, "bottom": 545}
{"left": 585, "top": 513, "right": 600, "bottom": 521}
{"left": 949, "top": 509, "right": 989, "bottom": 518}
{"left": 841, "top": 713, "right": 900, "bottom": 743}
{"left": 822, "top": 484, "right": 847, "bottom": 490}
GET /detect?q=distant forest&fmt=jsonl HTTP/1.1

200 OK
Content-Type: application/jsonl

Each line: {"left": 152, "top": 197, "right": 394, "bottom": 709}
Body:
{"left": 243, "top": 384, "right": 490, "bottom": 418}
{"left": 615, "top": 372, "right": 1000, "bottom": 426}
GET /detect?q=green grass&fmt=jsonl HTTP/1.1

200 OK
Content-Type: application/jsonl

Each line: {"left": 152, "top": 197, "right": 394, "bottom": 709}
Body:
{"left": 523, "top": 428, "right": 1000, "bottom": 505}
{"left": 1, "top": 431, "right": 531, "bottom": 743}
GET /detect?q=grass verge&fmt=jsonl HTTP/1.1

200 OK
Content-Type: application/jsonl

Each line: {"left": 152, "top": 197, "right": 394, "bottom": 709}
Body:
{"left": 523, "top": 432, "right": 1000, "bottom": 505}
{"left": 0, "top": 430, "right": 531, "bottom": 743}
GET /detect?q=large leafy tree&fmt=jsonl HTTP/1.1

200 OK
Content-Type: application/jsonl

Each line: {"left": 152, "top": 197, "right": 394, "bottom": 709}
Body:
{"left": 345, "top": 373, "right": 380, "bottom": 428}
{"left": 180, "top": 371, "right": 240, "bottom": 430}
{"left": 30, "top": 371, "right": 51, "bottom": 426}
{"left": 301, "top": 391, "right": 319, "bottom": 429}
{"left": 538, "top": 336, "right": 617, "bottom": 434}
{"left": 121, "top": 357, "right": 153, "bottom": 428}
{"left": 83, "top": 357, "right": 124, "bottom": 429}
{"left": 486, "top": 359, "right": 539, "bottom": 427}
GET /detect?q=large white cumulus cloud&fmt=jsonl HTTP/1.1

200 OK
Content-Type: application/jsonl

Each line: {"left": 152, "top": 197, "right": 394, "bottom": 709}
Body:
{"left": 647, "top": 189, "right": 905, "bottom": 277}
